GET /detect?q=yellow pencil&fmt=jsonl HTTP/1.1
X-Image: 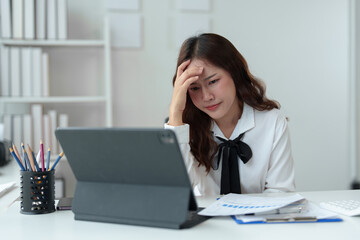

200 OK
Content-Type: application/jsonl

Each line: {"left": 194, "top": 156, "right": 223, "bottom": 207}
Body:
{"left": 27, "top": 144, "right": 40, "bottom": 172}
{"left": 26, "top": 145, "right": 36, "bottom": 172}
{"left": 48, "top": 152, "right": 64, "bottom": 171}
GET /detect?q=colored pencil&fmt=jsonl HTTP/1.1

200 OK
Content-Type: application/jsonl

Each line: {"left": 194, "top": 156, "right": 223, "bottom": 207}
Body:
{"left": 9, "top": 147, "right": 26, "bottom": 171}
{"left": 28, "top": 145, "right": 40, "bottom": 172}
{"left": 26, "top": 145, "right": 37, "bottom": 172}
{"left": 46, "top": 148, "right": 51, "bottom": 171}
{"left": 12, "top": 144, "right": 23, "bottom": 167}
{"left": 48, "top": 152, "right": 64, "bottom": 171}
{"left": 40, "top": 140, "right": 45, "bottom": 172}
{"left": 21, "top": 143, "right": 33, "bottom": 172}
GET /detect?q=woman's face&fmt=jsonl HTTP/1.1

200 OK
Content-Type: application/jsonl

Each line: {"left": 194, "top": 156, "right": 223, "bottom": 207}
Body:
{"left": 187, "top": 59, "right": 240, "bottom": 124}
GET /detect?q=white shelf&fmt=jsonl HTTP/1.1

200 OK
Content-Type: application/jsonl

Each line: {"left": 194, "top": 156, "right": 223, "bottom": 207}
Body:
{"left": 0, "top": 17, "right": 112, "bottom": 126}
{"left": 0, "top": 96, "right": 107, "bottom": 103}
{"left": 0, "top": 39, "right": 105, "bottom": 47}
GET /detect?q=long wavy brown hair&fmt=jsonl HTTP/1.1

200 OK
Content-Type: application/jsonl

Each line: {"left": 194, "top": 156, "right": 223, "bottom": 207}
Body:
{"left": 172, "top": 33, "right": 279, "bottom": 173}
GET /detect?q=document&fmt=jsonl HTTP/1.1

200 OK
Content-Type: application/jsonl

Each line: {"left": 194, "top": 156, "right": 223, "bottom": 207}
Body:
{"left": 199, "top": 193, "right": 305, "bottom": 216}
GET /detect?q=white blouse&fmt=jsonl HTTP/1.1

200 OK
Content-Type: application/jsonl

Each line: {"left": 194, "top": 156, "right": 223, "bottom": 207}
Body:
{"left": 165, "top": 103, "right": 295, "bottom": 196}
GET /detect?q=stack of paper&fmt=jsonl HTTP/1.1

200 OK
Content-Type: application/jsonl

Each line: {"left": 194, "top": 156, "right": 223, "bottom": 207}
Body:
{"left": 199, "top": 193, "right": 305, "bottom": 216}
{"left": 199, "top": 193, "right": 342, "bottom": 224}
{"left": 234, "top": 202, "right": 340, "bottom": 224}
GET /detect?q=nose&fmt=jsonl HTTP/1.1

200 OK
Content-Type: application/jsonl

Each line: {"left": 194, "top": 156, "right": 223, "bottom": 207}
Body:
{"left": 202, "top": 88, "right": 214, "bottom": 101}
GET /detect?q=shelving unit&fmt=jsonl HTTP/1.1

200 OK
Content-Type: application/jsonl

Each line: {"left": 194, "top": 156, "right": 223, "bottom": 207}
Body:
{"left": 0, "top": 96, "right": 107, "bottom": 103}
{"left": 0, "top": 39, "right": 105, "bottom": 46}
{"left": 0, "top": 17, "right": 113, "bottom": 127}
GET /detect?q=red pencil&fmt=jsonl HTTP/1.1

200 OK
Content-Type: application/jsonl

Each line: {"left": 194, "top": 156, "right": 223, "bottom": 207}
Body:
{"left": 40, "top": 139, "right": 45, "bottom": 172}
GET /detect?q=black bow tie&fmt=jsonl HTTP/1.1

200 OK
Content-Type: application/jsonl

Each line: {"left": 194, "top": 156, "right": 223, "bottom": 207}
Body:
{"left": 216, "top": 133, "right": 252, "bottom": 194}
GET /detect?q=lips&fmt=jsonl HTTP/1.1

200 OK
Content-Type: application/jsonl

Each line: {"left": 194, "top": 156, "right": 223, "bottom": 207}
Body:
{"left": 205, "top": 103, "right": 220, "bottom": 111}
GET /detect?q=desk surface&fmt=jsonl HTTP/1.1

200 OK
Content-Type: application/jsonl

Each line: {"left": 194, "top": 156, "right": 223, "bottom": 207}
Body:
{"left": 0, "top": 189, "right": 360, "bottom": 240}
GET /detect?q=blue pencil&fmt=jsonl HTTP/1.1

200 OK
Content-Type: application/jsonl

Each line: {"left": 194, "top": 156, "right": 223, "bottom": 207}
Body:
{"left": 22, "top": 148, "right": 32, "bottom": 172}
{"left": 32, "top": 151, "right": 40, "bottom": 171}
{"left": 48, "top": 152, "right": 64, "bottom": 171}
{"left": 9, "top": 147, "right": 26, "bottom": 171}
{"left": 21, "top": 143, "right": 32, "bottom": 171}
{"left": 46, "top": 148, "right": 51, "bottom": 171}
{"left": 12, "top": 144, "right": 24, "bottom": 169}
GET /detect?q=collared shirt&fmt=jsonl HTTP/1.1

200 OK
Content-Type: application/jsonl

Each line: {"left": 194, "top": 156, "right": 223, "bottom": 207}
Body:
{"left": 165, "top": 104, "right": 295, "bottom": 196}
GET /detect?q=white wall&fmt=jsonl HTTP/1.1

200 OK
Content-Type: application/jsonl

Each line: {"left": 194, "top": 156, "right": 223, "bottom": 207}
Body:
{"left": 60, "top": 0, "right": 352, "bottom": 191}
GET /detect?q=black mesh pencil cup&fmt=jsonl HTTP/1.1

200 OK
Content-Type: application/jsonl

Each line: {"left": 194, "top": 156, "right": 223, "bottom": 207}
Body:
{"left": 20, "top": 170, "right": 55, "bottom": 214}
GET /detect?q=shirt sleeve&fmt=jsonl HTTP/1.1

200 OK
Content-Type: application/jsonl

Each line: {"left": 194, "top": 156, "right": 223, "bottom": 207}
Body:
{"left": 264, "top": 115, "right": 296, "bottom": 192}
{"left": 164, "top": 123, "right": 201, "bottom": 189}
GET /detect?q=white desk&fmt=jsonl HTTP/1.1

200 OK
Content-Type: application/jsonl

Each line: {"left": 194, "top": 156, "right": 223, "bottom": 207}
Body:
{"left": 0, "top": 190, "right": 359, "bottom": 240}
{"left": 0, "top": 160, "right": 20, "bottom": 214}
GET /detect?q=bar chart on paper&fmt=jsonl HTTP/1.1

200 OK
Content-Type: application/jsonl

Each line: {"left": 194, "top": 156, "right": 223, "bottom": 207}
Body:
{"left": 199, "top": 193, "right": 305, "bottom": 216}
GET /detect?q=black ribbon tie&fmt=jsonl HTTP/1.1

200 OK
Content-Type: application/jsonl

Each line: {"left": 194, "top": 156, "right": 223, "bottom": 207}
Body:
{"left": 216, "top": 133, "right": 252, "bottom": 194}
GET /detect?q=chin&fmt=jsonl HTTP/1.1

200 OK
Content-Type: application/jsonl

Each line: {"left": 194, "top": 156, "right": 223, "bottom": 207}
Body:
{"left": 205, "top": 111, "right": 224, "bottom": 121}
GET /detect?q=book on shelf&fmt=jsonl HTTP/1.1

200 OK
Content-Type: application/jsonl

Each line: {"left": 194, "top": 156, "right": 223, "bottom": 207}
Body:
{"left": 48, "top": 110, "right": 58, "bottom": 153}
{"left": 42, "top": 52, "right": 50, "bottom": 96}
{"left": 47, "top": 0, "right": 57, "bottom": 39}
{"left": 12, "top": 0, "right": 24, "bottom": 39}
{"left": 57, "top": 0, "right": 67, "bottom": 40}
{"left": 1, "top": 46, "right": 10, "bottom": 96}
{"left": 21, "top": 47, "right": 33, "bottom": 97}
{"left": 10, "top": 47, "right": 21, "bottom": 97}
{"left": 43, "top": 114, "right": 51, "bottom": 151}
{"left": 59, "top": 114, "right": 68, "bottom": 128}
{"left": 31, "top": 104, "right": 43, "bottom": 151}
{"left": 24, "top": 0, "right": 35, "bottom": 39}
{"left": 35, "top": 0, "right": 47, "bottom": 39}
{"left": 0, "top": 0, "right": 12, "bottom": 39}
{"left": 23, "top": 114, "right": 33, "bottom": 148}
{"left": 32, "top": 47, "right": 42, "bottom": 97}
{"left": 58, "top": 113, "right": 68, "bottom": 151}
{"left": 12, "top": 115, "right": 23, "bottom": 148}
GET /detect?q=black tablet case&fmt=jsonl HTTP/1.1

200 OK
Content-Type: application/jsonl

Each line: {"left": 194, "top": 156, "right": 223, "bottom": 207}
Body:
{"left": 55, "top": 128, "right": 198, "bottom": 229}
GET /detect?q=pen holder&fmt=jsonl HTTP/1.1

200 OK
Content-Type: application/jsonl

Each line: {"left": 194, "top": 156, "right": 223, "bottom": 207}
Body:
{"left": 20, "top": 170, "right": 56, "bottom": 214}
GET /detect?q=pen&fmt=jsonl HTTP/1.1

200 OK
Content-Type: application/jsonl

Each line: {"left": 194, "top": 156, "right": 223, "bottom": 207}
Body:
{"left": 9, "top": 147, "right": 26, "bottom": 171}
{"left": 266, "top": 216, "right": 318, "bottom": 223}
{"left": 46, "top": 148, "right": 51, "bottom": 171}
{"left": 28, "top": 144, "right": 40, "bottom": 172}
{"left": 48, "top": 152, "right": 64, "bottom": 171}
{"left": 40, "top": 140, "right": 45, "bottom": 172}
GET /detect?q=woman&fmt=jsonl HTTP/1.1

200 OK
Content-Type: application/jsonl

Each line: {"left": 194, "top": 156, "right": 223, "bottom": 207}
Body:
{"left": 165, "top": 33, "right": 295, "bottom": 196}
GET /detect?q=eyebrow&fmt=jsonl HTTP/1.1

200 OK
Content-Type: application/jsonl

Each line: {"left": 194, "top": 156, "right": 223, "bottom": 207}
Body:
{"left": 202, "top": 73, "right": 217, "bottom": 82}
{"left": 190, "top": 73, "right": 217, "bottom": 85}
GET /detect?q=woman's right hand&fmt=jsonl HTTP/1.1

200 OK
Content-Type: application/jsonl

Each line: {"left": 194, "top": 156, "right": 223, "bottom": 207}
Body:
{"left": 168, "top": 59, "right": 203, "bottom": 126}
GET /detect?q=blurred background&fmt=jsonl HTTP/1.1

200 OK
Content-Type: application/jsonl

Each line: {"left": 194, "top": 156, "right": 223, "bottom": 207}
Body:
{"left": 1, "top": 0, "right": 359, "bottom": 195}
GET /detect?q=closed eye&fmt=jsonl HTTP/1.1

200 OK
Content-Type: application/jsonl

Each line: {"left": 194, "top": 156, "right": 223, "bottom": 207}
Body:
{"left": 189, "top": 86, "right": 200, "bottom": 91}
{"left": 209, "top": 79, "right": 219, "bottom": 85}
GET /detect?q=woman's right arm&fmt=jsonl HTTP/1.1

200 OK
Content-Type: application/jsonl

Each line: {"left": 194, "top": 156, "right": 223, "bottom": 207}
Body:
{"left": 168, "top": 60, "right": 203, "bottom": 126}
{"left": 166, "top": 60, "right": 204, "bottom": 188}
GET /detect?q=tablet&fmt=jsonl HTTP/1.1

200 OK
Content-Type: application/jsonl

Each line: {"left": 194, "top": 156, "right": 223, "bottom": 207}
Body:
{"left": 55, "top": 127, "right": 209, "bottom": 229}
